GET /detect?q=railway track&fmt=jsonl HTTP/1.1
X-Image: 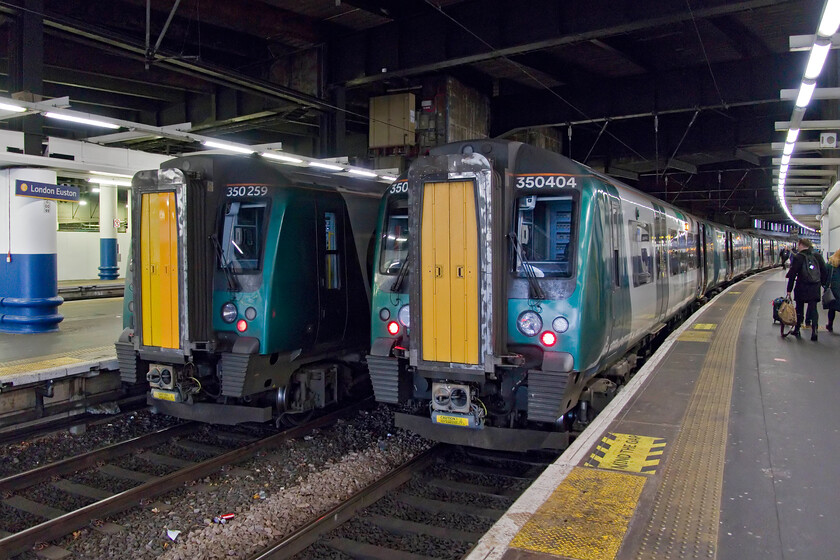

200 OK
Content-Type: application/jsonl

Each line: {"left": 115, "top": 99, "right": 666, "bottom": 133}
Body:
{"left": 250, "top": 446, "right": 558, "bottom": 560}
{"left": 0, "top": 401, "right": 369, "bottom": 558}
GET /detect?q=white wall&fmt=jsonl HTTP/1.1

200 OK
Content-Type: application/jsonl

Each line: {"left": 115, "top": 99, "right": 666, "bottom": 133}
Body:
{"left": 57, "top": 231, "right": 131, "bottom": 281}
{"left": 822, "top": 181, "right": 840, "bottom": 257}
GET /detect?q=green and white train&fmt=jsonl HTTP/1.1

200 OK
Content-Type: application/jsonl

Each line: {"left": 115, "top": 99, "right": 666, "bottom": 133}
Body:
{"left": 367, "top": 139, "right": 777, "bottom": 451}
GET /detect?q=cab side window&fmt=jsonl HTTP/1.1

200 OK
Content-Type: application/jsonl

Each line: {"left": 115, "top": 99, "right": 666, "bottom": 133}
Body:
{"left": 324, "top": 212, "right": 341, "bottom": 289}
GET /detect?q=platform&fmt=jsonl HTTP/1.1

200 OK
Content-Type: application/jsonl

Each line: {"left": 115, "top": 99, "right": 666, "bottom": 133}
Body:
{"left": 468, "top": 268, "right": 840, "bottom": 560}
{"left": 57, "top": 278, "right": 124, "bottom": 301}
{"left": 0, "top": 298, "right": 121, "bottom": 387}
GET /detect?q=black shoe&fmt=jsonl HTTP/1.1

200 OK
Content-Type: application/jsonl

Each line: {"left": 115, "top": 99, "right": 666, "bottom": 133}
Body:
{"left": 811, "top": 332, "right": 818, "bottom": 341}
{"left": 827, "top": 324, "right": 834, "bottom": 333}
{"left": 792, "top": 329, "right": 802, "bottom": 339}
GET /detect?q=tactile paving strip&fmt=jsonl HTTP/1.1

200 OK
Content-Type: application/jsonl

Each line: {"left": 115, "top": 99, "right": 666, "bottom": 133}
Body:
{"left": 511, "top": 467, "right": 646, "bottom": 560}
{"left": 0, "top": 345, "right": 115, "bottom": 378}
{"left": 635, "top": 280, "right": 761, "bottom": 560}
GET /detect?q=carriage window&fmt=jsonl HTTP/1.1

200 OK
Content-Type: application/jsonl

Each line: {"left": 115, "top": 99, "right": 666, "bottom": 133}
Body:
{"left": 221, "top": 201, "right": 265, "bottom": 272}
{"left": 324, "top": 212, "right": 341, "bottom": 290}
{"left": 629, "top": 220, "right": 653, "bottom": 286}
{"left": 515, "top": 196, "right": 575, "bottom": 278}
{"left": 379, "top": 200, "right": 409, "bottom": 275}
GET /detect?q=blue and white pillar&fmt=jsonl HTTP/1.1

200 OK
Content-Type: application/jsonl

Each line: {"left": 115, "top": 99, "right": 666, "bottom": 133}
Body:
{"left": 98, "top": 185, "right": 119, "bottom": 280}
{"left": 0, "top": 168, "right": 63, "bottom": 333}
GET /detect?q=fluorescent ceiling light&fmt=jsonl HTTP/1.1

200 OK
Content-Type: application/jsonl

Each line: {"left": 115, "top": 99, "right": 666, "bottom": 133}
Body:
{"left": 91, "top": 187, "right": 100, "bottom": 193}
{"left": 818, "top": 0, "right": 840, "bottom": 36}
{"left": 0, "top": 102, "right": 26, "bottom": 113}
{"left": 309, "top": 161, "right": 344, "bottom": 171}
{"left": 795, "top": 82, "right": 817, "bottom": 107}
{"left": 348, "top": 169, "right": 378, "bottom": 178}
{"left": 203, "top": 140, "right": 254, "bottom": 154}
{"left": 90, "top": 171, "right": 132, "bottom": 179}
{"left": 783, "top": 142, "right": 795, "bottom": 155}
{"left": 78, "top": 199, "right": 88, "bottom": 206}
{"left": 380, "top": 175, "right": 398, "bottom": 181}
{"left": 805, "top": 42, "right": 831, "bottom": 79}
{"left": 785, "top": 129, "right": 800, "bottom": 144}
{"left": 781, "top": 153, "right": 792, "bottom": 165}
{"left": 780, "top": 164, "right": 789, "bottom": 173}
{"left": 88, "top": 177, "right": 131, "bottom": 187}
{"left": 45, "top": 112, "right": 120, "bottom": 129}
{"left": 261, "top": 152, "right": 303, "bottom": 164}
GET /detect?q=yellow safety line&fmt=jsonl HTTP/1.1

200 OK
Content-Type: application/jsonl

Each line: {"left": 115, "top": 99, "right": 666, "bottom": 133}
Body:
{"left": 635, "top": 278, "right": 763, "bottom": 559}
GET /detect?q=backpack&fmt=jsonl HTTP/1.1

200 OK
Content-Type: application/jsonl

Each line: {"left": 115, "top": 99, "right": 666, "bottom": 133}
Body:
{"left": 800, "top": 252, "right": 821, "bottom": 284}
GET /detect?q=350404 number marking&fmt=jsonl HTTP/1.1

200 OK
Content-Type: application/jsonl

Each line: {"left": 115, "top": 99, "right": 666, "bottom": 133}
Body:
{"left": 515, "top": 175, "right": 577, "bottom": 189}
{"left": 226, "top": 185, "right": 268, "bottom": 197}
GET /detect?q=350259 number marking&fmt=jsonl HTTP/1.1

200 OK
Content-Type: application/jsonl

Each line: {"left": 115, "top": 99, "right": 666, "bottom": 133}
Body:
{"left": 515, "top": 175, "right": 578, "bottom": 189}
{"left": 226, "top": 185, "right": 268, "bottom": 197}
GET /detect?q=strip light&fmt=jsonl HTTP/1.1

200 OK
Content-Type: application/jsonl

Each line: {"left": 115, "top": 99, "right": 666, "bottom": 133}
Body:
{"left": 309, "top": 161, "right": 344, "bottom": 171}
{"left": 88, "top": 178, "right": 132, "bottom": 187}
{"left": 805, "top": 42, "right": 831, "bottom": 79}
{"left": 261, "top": 152, "right": 303, "bottom": 164}
{"left": 348, "top": 169, "right": 378, "bottom": 178}
{"left": 795, "top": 82, "right": 817, "bottom": 107}
{"left": 203, "top": 140, "right": 254, "bottom": 154}
{"left": 0, "top": 102, "right": 26, "bottom": 113}
{"left": 44, "top": 112, "right": 120, "bottom": 129}
{"left": 818, "top": 0, "right": 840, "bottom": 36}
{"left": 90, "top": 171, "right": 133, "bottom": 178}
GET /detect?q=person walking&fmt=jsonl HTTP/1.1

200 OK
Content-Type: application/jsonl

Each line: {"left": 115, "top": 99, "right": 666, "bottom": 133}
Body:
{"left": 780, "top": 246, "right": 790, "bottom": 269}
{"left": 825, "top": 249, "right": 840, "bottom": 333}
{"left": 786, "top": 238, "right": 828, "bottom": 340}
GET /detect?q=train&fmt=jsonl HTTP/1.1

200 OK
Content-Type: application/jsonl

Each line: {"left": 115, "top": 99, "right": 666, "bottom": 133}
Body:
{"left": 366, "top": 139, "right": 780, "bottom": 451}
{"left": 116, "top": 154, "right": 382, "bottom": 425}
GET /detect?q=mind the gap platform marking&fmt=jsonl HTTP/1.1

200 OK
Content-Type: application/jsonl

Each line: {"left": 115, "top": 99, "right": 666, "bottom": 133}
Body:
{"left": 585, "top": 433, "right": 666, "bottom": 475}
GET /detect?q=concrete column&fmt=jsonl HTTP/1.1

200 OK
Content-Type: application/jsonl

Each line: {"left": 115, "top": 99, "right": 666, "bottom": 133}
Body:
{"left": 0, "top": 168, "right": 63, "bottom": 333}
{"left": 98, "top": 185, "right": 119, "bottom": 280}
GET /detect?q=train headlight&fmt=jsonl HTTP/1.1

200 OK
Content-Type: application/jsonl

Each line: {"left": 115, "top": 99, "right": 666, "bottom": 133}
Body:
{"left": 387, "top": 321, "right": 400, "bottom": 335}
{"left": 552, "top": 316, "right": 569, "bottom": 333}
{"left": 517, "top": 310, "right": 542, "bottom": 337}
{"left": 221, "top": 302, "right": 237, "bottom": 323}
{"left": 540, "top": 331, "right": 557, "bottom": 347}
{"left": 398, "top": 305, "right": 410, "bottom": 327}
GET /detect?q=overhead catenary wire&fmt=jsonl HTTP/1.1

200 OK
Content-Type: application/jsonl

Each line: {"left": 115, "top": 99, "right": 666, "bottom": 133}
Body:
{"left": 685, "top": 0, "right": 727, "bottom": 109}
{"left": 422, "top": 0, "right": 647, "bottom": 161}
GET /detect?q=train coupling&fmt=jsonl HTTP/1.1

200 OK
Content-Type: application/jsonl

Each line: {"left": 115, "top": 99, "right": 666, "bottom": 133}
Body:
{"left": 430, "top": 382, "right": 485, "bottom": 429}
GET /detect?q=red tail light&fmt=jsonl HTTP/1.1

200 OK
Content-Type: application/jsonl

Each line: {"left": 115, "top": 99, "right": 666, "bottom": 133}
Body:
{"left": 387, "top": 321, "right": 400, "bottom": 335}
{"left": 540, "top": 331, "right": 556, "bottom": 346}
{"left": 236, "top": 319, "right": 248, "bottom": 332}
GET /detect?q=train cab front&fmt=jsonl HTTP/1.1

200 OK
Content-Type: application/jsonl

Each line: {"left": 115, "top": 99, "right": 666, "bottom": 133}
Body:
{"left": 116, "top": 159, "right": 276, "bottom": 424}
{"left": 383, "top": 141, "right": 593, "bottom": 452}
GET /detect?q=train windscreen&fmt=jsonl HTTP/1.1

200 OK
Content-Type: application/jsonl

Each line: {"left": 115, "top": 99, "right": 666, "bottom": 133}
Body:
{"left": 220, "top": 201, "right": 266, "bottom": 272}
{"left": 379, "top": 199, "right": 409, "bottom": 275}
{"left": 514, "top": 195, "right": 575, "bottom": 278}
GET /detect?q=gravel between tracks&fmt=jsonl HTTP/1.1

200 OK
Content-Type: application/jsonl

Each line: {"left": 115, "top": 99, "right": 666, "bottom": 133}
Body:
{"left": 12, "top": 406, "right": 430, "bottom": 560}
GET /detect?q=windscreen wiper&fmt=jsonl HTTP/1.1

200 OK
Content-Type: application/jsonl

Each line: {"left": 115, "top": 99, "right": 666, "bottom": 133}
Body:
{"left": 391, "top": 254, "right": 410, "bottom": 292}
{"left": 509, "top": 232, "right": 546, "bottom": 300}
{"left": 211, "top": 233, "right": 240, "bottom": 292}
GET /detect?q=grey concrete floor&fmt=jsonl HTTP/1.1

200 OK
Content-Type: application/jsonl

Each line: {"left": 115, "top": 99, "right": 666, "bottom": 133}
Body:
{"left": 0, "top": 298, "right": 123, "bottom": 362}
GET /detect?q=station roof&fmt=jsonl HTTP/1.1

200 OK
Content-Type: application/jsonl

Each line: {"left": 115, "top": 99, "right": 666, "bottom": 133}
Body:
{"left": 0, "top": 0, "right": 834, "bottom": 228}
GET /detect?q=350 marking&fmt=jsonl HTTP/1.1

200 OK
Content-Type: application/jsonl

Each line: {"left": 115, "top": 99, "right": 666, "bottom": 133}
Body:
{"left": 515, "top": 175, "right": 577, "bottom": 189}
{"left": 389, "top": 181, "right": 408, "bottom": 194}
{"left": 226, "top": 185, "right": 268, "bottom": 197}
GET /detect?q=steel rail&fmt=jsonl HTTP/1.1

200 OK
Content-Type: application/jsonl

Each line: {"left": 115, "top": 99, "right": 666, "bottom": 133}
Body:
{"left": 0, "top": 399, "right": 370, "bottom": 558}
{"left": 248, "top": 445, "right": 442, "bottom": 560}
{"left": 0, "top": 422, "right": 199, "bottom": 494}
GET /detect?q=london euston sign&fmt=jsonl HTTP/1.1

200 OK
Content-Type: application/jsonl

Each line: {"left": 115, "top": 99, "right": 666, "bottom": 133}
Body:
{"left": 15, "top": 180, "right": 80, "bottom": 203}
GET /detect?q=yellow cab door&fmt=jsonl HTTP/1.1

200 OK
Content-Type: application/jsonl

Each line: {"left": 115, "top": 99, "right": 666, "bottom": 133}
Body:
{"left": 140, "top": 192, "right": 180, "bottom": 349}
{"left": 421, "top": 181, "right": 480, "bottom": 364}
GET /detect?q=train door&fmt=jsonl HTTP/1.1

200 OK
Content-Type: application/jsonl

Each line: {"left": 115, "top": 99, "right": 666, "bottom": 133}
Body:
{"left": 607, "top": 194, "right": 624, "bottom": 350}
{"left": 140, "top": 191, "right": 180, "bottom": 349}
{"left": 420, "top": 181, "right": 480, "bottom": 365}
{"left": 652, "top": 203, "right": 668, "bottom": 321}
{"left": 700, "top": 223, "right": 709, "bottom": 292}
{"left": 316, "top": 201, "right": 348, "bottom": 343}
